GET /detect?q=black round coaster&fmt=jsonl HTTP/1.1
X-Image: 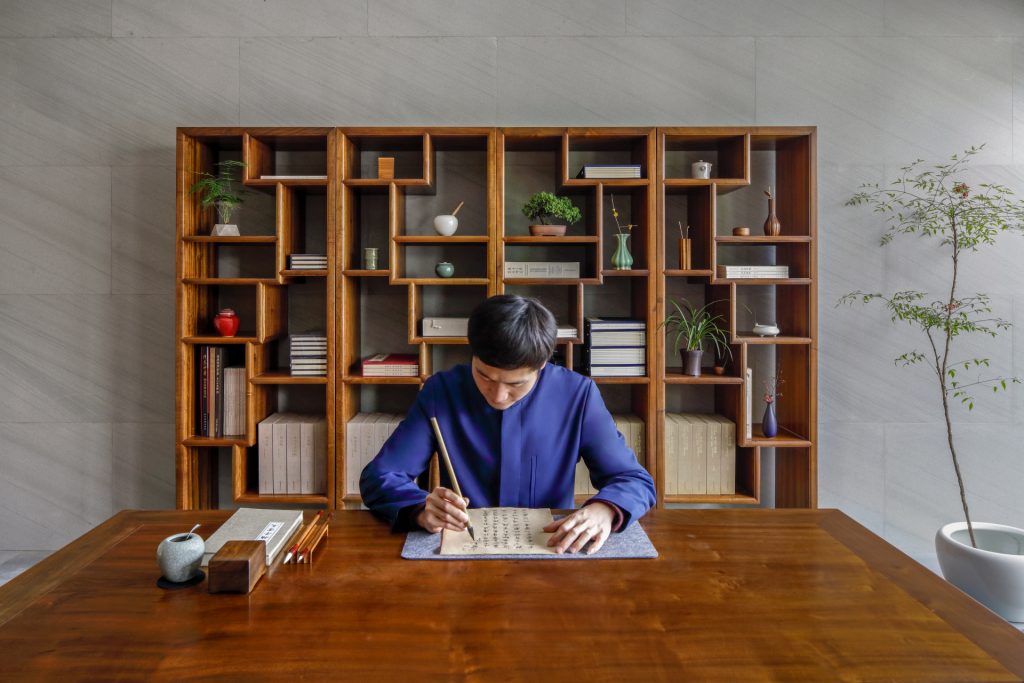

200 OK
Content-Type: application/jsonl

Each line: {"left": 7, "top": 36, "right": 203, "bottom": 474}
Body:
{"left": 157, "top": 570, "right": 205, "bottom": 590}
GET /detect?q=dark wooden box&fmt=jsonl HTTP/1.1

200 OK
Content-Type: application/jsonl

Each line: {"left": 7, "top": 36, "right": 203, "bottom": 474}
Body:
{"left": 208, "top": 540, "right": 266, "bottom": 594}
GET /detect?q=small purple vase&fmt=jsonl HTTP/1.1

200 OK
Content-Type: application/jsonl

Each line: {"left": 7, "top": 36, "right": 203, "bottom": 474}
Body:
{"left": 762, "top": 401, "right": 778, "bottom": 438}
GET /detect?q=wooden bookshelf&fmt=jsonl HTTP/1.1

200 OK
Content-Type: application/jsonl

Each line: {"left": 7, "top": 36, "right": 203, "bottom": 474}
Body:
{"left": 176, "top": 126, "right": 816, "bottom": 513}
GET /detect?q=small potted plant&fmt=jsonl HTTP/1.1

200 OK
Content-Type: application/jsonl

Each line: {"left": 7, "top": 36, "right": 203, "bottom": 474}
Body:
{"left": 522, "top": 191, "right": 582, "bottom": 236}
{"left": 189, "top": 160, "right": 247, "bottom": 236}
{"left": 659, "top": 299, "right": 731, "bottom": 377}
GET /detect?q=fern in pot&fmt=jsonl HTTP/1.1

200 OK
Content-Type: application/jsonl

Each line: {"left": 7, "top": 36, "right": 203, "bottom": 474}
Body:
{"left": 660, "top": 299, "right": 731, "bottom": 377}
{"left": 189, "top": 159, "right": 247, "bottom": 236}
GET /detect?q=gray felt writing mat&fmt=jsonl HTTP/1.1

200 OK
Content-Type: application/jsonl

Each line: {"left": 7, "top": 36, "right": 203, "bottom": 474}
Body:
{"left": 401, "top": 519, "right": 658, "bottom": 560}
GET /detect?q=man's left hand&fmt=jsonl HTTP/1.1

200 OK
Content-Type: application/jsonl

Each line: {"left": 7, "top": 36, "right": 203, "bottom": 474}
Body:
{"left": 543, "top": 501, "right": 615, "bottom": 555}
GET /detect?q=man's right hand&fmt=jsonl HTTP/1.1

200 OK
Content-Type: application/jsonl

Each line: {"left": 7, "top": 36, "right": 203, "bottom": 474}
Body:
{"left": 415, "top": 487, "right": 470, "bottom": 533}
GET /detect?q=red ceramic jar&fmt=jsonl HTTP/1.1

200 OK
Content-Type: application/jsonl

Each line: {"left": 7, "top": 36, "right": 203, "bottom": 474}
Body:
{"left": 213, "top": 308, "right": 240, "bottom": 337}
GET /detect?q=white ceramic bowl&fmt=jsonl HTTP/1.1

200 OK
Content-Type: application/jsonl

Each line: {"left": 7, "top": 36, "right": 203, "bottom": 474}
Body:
{"left": 936, "top": 521, "right": 1024, "bottom": 622}
{"left": 752, "top": 323, "right": 780, "bottom": 337}
{"left": 433, "top": 215, "right": 458, "bottom": 236}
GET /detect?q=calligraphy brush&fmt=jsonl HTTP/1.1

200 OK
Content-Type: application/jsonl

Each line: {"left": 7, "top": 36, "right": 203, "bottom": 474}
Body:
{"left": 429, "top": 416, "right": 476, "bottom": 541}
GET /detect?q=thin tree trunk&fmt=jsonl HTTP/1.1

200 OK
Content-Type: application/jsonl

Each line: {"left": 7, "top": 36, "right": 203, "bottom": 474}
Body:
{"left": 943, "top": 215, "right": 977, "bottom": 547}
{"left": 939, "top": 372, "right": 976, "bottom": 547}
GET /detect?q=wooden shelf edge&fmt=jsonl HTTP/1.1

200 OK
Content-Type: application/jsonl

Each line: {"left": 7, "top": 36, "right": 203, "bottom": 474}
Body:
{"left": 182, "top": 335, "right": 261, "bottom": 345}
{"left": 664, "top": 494, "right": 759, "bottom": 505}
{"left": 342, "top": 375, "right": 423, "bottom": 385}
{"left": 504, "top": 278, "right": 599, "bottom": 285}
{"left": 182, "top": 235, "right": 277, "bottom": 244}
{"left": 182, "top": 278, "right": 278, "bottom": 285}
{"left": 251, "top": 372, "right": 328, "bottom": 385}
{"left": 665, "top": 269, "right": 713, "bottom": 277}
{"left": 244, "top": 178, "right": 328, "bottom": 187}
{"left": 411, "top": 337, "right": 469, "bottom": 345}
{"left": 715, "top": 235, "right": 812, "bottom": 243}
{"left": 503, "top": 236, "right": 599, "bottom": 244}
{"left": 735, "top": 335, "right": 813, "bottom": 345}
{"left": 745, "top": 424, "right": 812, "bottom": 448}
{"left": 182, "top": 436, "right": 249, "bottom": 447}
{"left": 280, "top": 269, "right": 328, "bottom": 277}
{"left": 345, "top": 178, "right": 430, "bottom": 187}
{"left": 665, "top": 371, "right": 743, "bottom": 385}
{"left": 590, "top": 376, "right": 651, "bottom": 384}
{"left": 714, "top": 278, "right": 812, "bottom": 286}
{"left": 394, "top": 235, "right": 489, "bottom": 243}
{"left": 344, "top": 269, "right": 390, "bottom": 277}
{"left": 664, "top": 177, "right": 748, "bottom": 186}
{"left": 562, "top": 178, "right": 650, "bottom": 187}
{"left": 391, "top": 278, "right": 489, "bottom": 285}
{"left": 601, "top": 269, "right": 650, "bottom": 277}
{"left": 235, "top": 492, "right": 329, "bottom": 505}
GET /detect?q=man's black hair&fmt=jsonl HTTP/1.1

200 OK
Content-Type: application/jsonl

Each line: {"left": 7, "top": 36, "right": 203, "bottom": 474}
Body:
{"left": 467, "top": 295, "right": 557, "bottom": 370}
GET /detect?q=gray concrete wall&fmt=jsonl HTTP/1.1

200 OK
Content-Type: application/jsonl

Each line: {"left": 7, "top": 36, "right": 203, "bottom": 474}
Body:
{"left": 2, "top": 0, "right": 1023, "bottom": 569}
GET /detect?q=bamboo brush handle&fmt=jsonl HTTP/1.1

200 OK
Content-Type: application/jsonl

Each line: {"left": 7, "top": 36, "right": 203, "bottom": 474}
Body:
{"left": 429, "top": 416, "right": 464, "bottom": 499}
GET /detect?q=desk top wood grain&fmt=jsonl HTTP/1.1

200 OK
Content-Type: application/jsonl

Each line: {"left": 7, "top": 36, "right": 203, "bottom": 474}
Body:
{"left": 1, "top": 509, "right": 1022, "bottom": 682}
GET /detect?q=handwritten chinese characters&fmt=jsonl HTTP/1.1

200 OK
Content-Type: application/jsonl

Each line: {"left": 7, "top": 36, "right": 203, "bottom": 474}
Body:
{"left": 440, "top": 507, "right": 556, "bottom": 555}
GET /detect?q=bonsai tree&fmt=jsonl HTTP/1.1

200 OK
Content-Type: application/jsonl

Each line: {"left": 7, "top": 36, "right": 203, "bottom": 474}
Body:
{"left": 522, "top": 191, "right": 582, "bottom": 226}
{"left": 189, "top": 159, "right": 247, "bottom": 225}
{"left": 659, "top": 299, "right": 732, "bottom": 374}
{"left": 840, "top": 146, "right": 1024, "bottom": 547}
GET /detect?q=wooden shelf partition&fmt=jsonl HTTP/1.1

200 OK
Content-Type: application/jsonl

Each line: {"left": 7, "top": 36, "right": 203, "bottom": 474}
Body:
{"left": 177, "top": 126, "right": 816, "bottom": 514}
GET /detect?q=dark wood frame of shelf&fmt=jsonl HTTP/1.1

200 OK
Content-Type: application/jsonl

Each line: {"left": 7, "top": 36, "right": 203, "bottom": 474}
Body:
{"left": 177, "top": 125, "right": 816, "bottom": 515}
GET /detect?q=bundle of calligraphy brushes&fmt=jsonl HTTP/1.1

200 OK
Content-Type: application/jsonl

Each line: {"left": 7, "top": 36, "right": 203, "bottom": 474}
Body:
{"left": 282, "top": 511, "right": 332, "bottom": 564}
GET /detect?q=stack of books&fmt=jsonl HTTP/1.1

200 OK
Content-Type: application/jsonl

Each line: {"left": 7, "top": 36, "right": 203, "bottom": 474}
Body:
{"left": 556, "top": 325, "right": 577, "bottom": 339}
{"left": 197, "top": 345, "right": 245, "bottom": 438}
{"left": 345, "top": 413, "right": 404, "bottom": 496}
{"left": 290, "top": 333, "right": 327, "bottom": 377}
{"left": 663, "top": 413, "right": 736, "bottom": 495}
{"left": 422, "top": 317, "right": 468, "bottom": 338}
{"left": 716, "top": 264, "right": 789, "bottom": 279}
{"left": 575, "top": 415, "right": 645, "bottom": 495}
{"left": 582, "top": 318, "right": 647, "bottom": 377}
{"left": 222, "top": 367, "right": 246, "bottom": 437}
{"left": 576, "top": 164, "right": 642, "bottom": 179}
{"left": 504, "top": 262, "right": 581, "bottom": 279}
{"left": 362, "top": 353, "right": 419, "bottom": 377}
{"left": 289, "top": 253, "right": 328, "bottom": 270}
{"left": 257, "top": 413, "right": 327, "bottom": 495}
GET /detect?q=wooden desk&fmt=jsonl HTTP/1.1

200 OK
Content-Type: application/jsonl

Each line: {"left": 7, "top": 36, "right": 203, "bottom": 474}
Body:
{"left": 1, "top": 509, "right": 1022, "bottom": 681}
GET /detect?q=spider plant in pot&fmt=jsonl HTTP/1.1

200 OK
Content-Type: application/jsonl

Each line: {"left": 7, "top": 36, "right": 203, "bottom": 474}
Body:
{"left": 189, "top": 159, "right": 247, "bottom": 236}
{"left": 660, "top": 299, "right": 732, "bottom": 377}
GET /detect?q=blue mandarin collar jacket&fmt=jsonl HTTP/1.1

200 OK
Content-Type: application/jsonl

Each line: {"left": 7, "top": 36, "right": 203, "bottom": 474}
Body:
{"left": 360, "top": 363, "right": 656, "bottom": 530}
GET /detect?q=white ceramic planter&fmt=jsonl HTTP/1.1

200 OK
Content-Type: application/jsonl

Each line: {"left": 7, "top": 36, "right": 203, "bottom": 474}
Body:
{"left": 936, "top": 522, "right": 1024, "bottom": 622}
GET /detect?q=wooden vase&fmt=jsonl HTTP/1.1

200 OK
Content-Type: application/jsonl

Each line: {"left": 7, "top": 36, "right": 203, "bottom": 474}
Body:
{"left": 764, "top": 196, "right": 781, "bottom": 236}
{"left": 678, "top": 238, "right": 692, "bottom": 270}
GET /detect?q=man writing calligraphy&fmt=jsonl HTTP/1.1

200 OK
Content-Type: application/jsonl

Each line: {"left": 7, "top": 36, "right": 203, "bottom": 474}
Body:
{"left": 360, "top": 294, "right": 656, "bottom": 554}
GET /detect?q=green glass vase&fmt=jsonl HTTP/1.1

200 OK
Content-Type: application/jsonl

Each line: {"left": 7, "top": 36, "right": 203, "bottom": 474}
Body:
{"left": 611, "top": 233, "right": 633, "bottom": 270}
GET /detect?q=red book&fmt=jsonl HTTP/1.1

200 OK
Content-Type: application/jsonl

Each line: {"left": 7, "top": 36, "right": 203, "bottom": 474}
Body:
{"left": 362, "top": 353, "right": 419, "bottom": 376}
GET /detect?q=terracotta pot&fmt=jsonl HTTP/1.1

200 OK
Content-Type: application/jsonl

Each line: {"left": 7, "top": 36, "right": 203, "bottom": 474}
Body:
{"left": 529, "top": 224, "right": 566, "bottom": 237}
